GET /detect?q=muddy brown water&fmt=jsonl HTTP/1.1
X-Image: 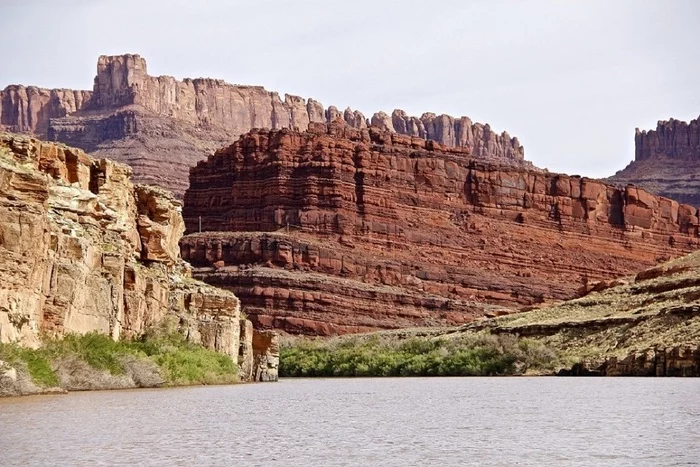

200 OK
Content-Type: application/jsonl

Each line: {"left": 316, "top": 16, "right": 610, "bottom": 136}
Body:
{"left": 1, "top": 378, "right": 698, "bottom": 466}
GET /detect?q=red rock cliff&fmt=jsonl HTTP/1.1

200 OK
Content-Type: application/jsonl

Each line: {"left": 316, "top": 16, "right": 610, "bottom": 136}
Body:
{"left": 1, "top": 54, "right": 528, "bottom": 197}
{"left": 635, "top": 117, "right": 700, "bottom": 161}
{"left": 610, "top": 116, "right": 700, "bottom": 206}
{"left": 180, "top": 122, "right": 699, "bottom": 335}
{"left": 0, "top": 86, "right": 92, "bottom": 135}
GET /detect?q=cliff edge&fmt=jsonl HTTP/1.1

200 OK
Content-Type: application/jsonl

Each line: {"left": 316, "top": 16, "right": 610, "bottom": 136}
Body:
{"left": 1, "top": 54, "right": 528, "bottom": 197}
{"left": 609, "top": 116, "right": 700, "bottom": 206}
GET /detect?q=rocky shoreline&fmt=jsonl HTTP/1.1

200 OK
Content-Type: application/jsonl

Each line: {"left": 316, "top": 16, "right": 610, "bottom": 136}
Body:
{"left": 0, "top": 327, "right": 280, "bottom": 398}
{"left": 559, "top": 346, "right": 700, "bottom": 376}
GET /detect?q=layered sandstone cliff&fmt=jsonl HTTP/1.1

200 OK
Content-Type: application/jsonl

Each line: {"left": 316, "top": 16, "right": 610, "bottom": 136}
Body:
{"left": 610, "top": 116, "right": 700, "bottom": 206}
{"left": 0, "top": 133, "right": 277, "bottom": 380}
{"left": 1, "top": 54, "right": 527, "bottom": 197}
{"left": 180, "top": 122, "right": 699, "bottom": 335}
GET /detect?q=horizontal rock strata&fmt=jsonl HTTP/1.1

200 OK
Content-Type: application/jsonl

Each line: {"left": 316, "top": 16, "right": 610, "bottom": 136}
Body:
{"left": 180, "top": 122, "right": 700, "bottom": 335}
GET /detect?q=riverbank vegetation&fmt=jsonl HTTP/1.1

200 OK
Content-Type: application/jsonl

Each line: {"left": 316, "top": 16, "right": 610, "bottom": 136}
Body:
{"left": 0, "top": 331, "right": 238, "bottom": 396}
{"left": 280, "top": 332, "right": 563, "bottom": 377}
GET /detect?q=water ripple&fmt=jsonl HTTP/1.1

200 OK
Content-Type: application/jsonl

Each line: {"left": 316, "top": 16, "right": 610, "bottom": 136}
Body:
{"left": 0, "top": 377, "right": 699, "bottom": 466}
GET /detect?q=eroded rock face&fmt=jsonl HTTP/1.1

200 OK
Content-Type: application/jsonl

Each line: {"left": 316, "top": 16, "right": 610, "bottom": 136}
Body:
{"left": 386, "top": 109, "right": 526, "bottom": 165}
{"left": 134, "top": 184, "right": 184, "bottom": 263}
{"left": 1, "top": 134, "right": 138, "bottom": 345}
{"left": 0, "top": 86, "right": 92, "bottom": 135}
{"left": 634, "top": 118, "right": 700, "bottom": 161}
{"left": 180, "top": 122, "right": 700, "bottom": 335}
{"left": 604, "top": 346, "right": 700, "bottom": 376}
{"left": 610, "top": 116, "right": 700, "bottom": 206}
{"left": 252, "top": 330, "right": 279, "bottom": 382}
{"left": 562, "top": 346, "right": 700, "bottom": 376}
{"left": 0, "top": 134, "right": 242, "bottom": 357}
{"left": 238, "top": 320, "right": 254, "bottom": 381}
{"left": 1, "top": 54, "right": 528, "bottom": 197}
{"left": 0, "top": 133, "right": 279, "bottom": 381}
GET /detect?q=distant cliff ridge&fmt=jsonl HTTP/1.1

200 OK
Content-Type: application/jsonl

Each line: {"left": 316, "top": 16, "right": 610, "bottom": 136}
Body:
{"left": 610, "top": 116, "right": 700, "bottom": 206}
{"left": 635, "top": 117, "right": 700, "bottom": 161}
{"left": 0, "top": 54, "right": 528, "bottom": 197}
{"left": 0, "top": 86, "right": 92, "bottom": 135}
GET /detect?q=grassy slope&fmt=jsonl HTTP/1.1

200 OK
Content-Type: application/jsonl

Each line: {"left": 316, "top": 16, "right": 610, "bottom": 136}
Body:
{"left": 281, "top": 251, "right": 700, "bottom": 376}
{"left": 0, "top": 331, "right": 238, "bottom": 396}
{"left": 481, "top": 250, "right": 700, "bottom": 361}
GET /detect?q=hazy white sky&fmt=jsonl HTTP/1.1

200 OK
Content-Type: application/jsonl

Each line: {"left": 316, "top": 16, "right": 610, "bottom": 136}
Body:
{"left": 1, "top": 0, "right": 698, "bottom": 177}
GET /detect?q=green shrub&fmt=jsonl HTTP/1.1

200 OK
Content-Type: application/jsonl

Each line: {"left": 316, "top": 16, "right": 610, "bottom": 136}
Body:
{"left": 153, "top": 348, "right": 237, "bottom": 385}
{"left": 280, "top": 333, "right": 560, "bottom": 377}
{"left": 0, "top": 330, "right": 238, "bottom": 388}
{"left": 0, "top": 343, "right": 59, "bottom": 387}
{"left": 43, "top": 332, "right": 139, "bottom": 375}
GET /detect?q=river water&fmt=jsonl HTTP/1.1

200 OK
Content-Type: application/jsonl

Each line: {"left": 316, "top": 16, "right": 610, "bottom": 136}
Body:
{"left": 0, "top": 378, "right": 698, "bottom": 466}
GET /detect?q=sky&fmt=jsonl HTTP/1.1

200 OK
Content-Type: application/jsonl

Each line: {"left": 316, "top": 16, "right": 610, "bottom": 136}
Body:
{"left": 1, "top": 0, "right": 698, "bottom": 178}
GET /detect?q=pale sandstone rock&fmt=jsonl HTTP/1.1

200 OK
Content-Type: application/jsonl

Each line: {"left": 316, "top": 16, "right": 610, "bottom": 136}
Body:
{"left": 0, "top": 360, "right": 17, "bottom": 384}
{"left": 0, "top": 360, "right": 22, "bottom": 396}
{"left": 326, "top": 105, "right": 342, "bottom": 122}
{"left": 370, "top": 111, "right": 395, "bottom": 132}
{"left": 306, "top": 98, "right": 326, "bottom": 123}
{"left": 285, "top": 94, "right": 310, "bottom": 131}
{"left": 0, "top": 134, "right": 275, "bottom": 381}
{"left": 252, "top": 330, "right": 279, "bottom": 382}
{"left": 386, "top": 109, "right": 526, "bottom": 164}
{"left": 238, "top": 320, "right": 254, "bottom": 381}
{"left": 134, "top": 184, "right": 184, "bottom": 263}
{"left": 344, "top": 108, "right": 367, "bottom": 129}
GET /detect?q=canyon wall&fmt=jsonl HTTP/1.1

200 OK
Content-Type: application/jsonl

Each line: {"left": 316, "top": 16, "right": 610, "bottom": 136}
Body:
{"left": 1, "top": 54, "right": 527, "bottom": 197}
{"left": 610, "top": 116, "right": 700, "bottom": 206}
{"left": 180, "top": 122, "right": 700, "bottom": 335}
{"left": 0, "top": 133, "right": 276, "bottom": 380}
